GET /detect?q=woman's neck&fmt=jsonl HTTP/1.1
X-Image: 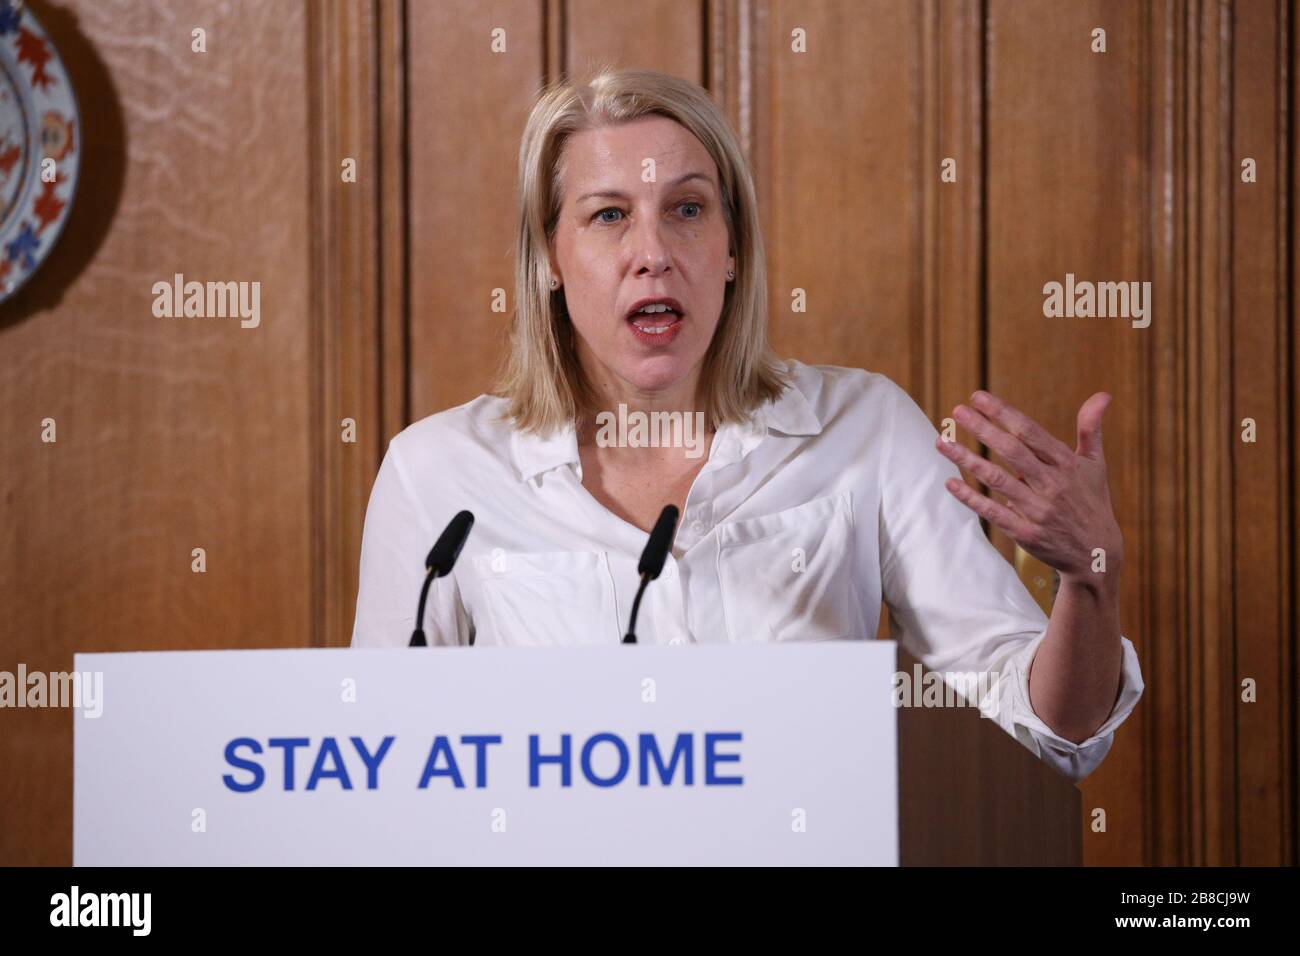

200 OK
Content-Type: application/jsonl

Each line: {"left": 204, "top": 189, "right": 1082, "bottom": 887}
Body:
{"left": 576, "top": 368, "right": 708, "bottom": 445}
{"left": 575, "top": 379, "right": 715, "bottom": 463}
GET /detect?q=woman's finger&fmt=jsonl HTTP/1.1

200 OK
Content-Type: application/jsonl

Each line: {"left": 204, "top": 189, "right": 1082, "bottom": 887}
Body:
{"left": 1074, "top": 391, "right": 1112, "bottom": 461}
{"left": 952, "top": 403, "right": 1048, "bottom": 486}
{"left": 934, "top": 435, "right": 1042, "bottom": 514}
{"left": 969, "top": 390, "right": 1075, "bottom": 466}
{"left": 942, "top": 476, "right": 1039, "bottom": 544}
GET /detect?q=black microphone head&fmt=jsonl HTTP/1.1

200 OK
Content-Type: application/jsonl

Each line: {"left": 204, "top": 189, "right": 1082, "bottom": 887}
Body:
{"left": 637, "top": 505, "right": 679, "bottom": 580}
{"left": 426, "top": 510, "right": 474, "bottom": 576}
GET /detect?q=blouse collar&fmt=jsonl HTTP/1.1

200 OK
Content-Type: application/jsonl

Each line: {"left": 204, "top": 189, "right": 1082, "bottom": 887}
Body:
{"left": 510, "top": 361, "right": 822, "bottom": 483}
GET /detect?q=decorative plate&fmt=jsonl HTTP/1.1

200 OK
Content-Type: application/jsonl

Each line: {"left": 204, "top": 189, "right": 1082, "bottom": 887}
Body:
{"left": 0, "top": 0, "right": 80, "bottom": 303}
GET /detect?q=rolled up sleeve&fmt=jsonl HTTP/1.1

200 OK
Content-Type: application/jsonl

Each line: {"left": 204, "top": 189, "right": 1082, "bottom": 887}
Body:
{"left": 999, "top": 629, "right": 1145, "bottom": 781}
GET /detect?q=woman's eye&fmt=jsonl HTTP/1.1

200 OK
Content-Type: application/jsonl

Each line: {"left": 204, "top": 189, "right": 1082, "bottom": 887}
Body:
{"left": 592, "top": 203, "right": 701, "bottom": 224}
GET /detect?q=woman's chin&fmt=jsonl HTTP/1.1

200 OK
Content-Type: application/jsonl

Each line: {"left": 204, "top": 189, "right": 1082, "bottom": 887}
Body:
{"left": 616, "top": 355, "right": 698, "bottom": 397}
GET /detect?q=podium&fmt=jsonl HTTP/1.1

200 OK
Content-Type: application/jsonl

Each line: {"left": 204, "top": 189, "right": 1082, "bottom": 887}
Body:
{"left": 73, "top": 642, "right": 1079, "bottom": 865}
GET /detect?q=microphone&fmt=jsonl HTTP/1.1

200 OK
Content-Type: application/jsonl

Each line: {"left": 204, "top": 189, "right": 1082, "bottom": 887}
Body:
{"left": 410, "top": 510, "right": 475, "bottom": 647}
{"left": 622, "top": 505, "right": 679, "bottom": 644}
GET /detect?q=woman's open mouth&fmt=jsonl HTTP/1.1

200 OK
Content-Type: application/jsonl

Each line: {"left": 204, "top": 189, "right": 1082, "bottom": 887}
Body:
{"left": 626, "top": 298, "right": 684, "bottom": 347}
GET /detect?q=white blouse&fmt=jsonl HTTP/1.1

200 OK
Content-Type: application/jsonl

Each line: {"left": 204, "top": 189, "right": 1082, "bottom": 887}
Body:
{"left": 351, "top": 359, "right": 1144, "bottom": 782}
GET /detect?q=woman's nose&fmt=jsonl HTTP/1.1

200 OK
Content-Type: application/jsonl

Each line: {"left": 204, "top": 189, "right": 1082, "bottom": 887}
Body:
{"left": 631, "top": 218, "right": 672, "bottom": 274}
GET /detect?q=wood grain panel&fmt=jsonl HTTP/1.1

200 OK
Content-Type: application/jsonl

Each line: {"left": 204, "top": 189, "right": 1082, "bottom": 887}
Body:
{"left": 899, "top": 646, "right": 1082, "bottom": 865}
{"left": 1188, "top": 0, "right": 1236, "bottom": 866}
{"left": 0, "top": 0, "right": 314, "bottom": 864}
{"left": 566, "top": 0, "right": 705, "bottom": 84}
{"left": 985, "top": 0, "right": 1149, "bottom": 865}
{"left": 1293, "top": 0, "right": 1300, "bottom": 871}
{"left": 307, "top": 0, "right": 392, "bottom": 648}
{"left": 379, "top": 0, "right": 410, "bottom": 444}
{"left": 762, "top": 1, "right": 924, "bottom": 393}
{"left": 709, "top": 0, "right": 758, "bottom": 162}
{"left": 1145, "top": 0, "right": 1190, "bottom": 867}
{"left": 1229, "top": 0, "right": 1292, "bottom": 865}
{"left": 405, "top": 0, "right": 544, "bottom": 420}
{"left": 926, "top": 0, "right": 984, "bottom": 425}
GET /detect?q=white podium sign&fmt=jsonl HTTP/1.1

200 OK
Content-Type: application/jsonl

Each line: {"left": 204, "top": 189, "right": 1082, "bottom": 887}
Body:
{"left": 74, "top": 643, "right": 898, "bottom": 865}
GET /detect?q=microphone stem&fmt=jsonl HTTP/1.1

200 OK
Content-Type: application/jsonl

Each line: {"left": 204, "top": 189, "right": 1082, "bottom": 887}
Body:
{"left": 623, "top": 573, "right": 650, "bottom": 644}
{"left": 410, "top": 567, "right": 436, "bottom": 647}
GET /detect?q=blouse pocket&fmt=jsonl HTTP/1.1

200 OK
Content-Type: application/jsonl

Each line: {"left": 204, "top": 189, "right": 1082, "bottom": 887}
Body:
{"left": 716, "top": 491, "right": 856, "bottom": 643}
{"left": 474, "top": 550, "right": 620, "bottom": 646}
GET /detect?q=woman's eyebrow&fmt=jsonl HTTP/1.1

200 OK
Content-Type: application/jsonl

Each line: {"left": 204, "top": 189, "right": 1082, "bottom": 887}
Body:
{"left": 575, "top": 171, "right": 715, "bottom": 203}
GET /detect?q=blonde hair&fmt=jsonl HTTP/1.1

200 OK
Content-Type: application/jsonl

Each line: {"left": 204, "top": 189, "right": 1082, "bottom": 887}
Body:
{"left": 495, "top": 65, "right": 788, "bottom": 434}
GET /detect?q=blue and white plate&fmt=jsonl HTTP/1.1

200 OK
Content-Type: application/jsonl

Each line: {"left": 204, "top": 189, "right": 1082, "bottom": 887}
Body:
{"left": 0, "top": 0, "right": 80, "bottom": 303}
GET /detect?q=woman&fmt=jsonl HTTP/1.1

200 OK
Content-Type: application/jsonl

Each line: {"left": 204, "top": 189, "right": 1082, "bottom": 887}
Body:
{"left": 352, "top": 68, "right": 1143, "bottom": 783}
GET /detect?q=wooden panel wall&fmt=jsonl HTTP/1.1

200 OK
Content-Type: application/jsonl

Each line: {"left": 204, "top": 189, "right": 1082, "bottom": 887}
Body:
{"left": 0, "top": 0, "right": 317, "bottom": 863}
{"left": 984, "top": 0, "right": 1152, "bottom": 866}
{"left": 1214, "top": 0, "right": 1292, "bottom": 867}
{"left": 0, "top": 0, "right": 1293, "bottom": 867}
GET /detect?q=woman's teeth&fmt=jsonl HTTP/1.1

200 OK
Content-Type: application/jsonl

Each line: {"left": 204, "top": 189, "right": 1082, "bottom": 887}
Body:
{"left": 629, "top": 304, "right": 680, "bottom": 333}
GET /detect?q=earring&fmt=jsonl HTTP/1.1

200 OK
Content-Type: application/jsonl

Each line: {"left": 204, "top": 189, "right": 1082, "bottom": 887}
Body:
{"left": 726, "top": 270, "right": 735, "bottom": 280}
{"left": 549, "top": 277, "right": 559, "bottom": 290}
